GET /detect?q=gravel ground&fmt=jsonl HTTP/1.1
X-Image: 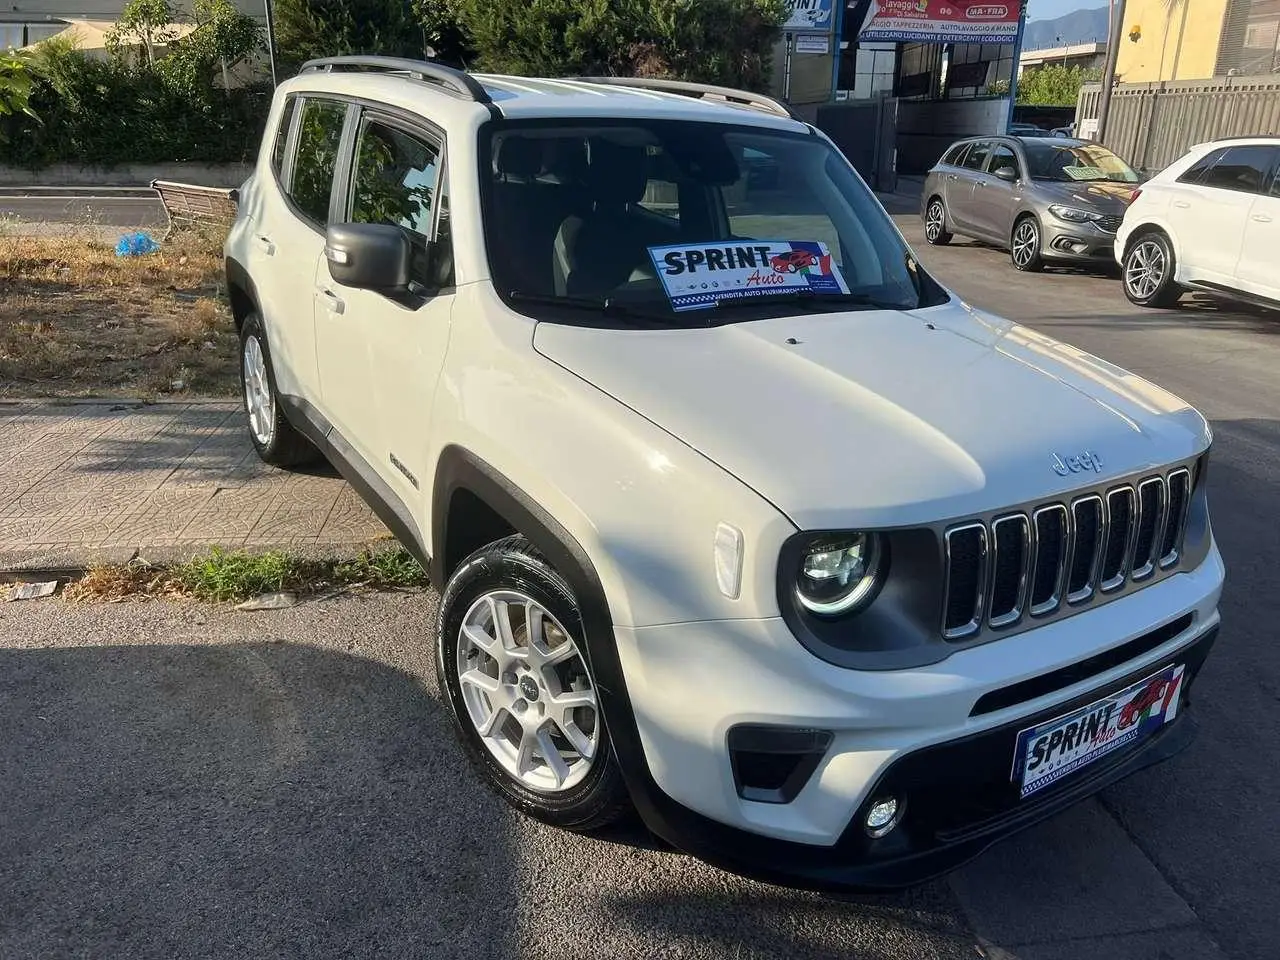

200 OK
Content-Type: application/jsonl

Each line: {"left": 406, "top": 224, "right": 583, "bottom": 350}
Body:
{"left": 0, "top": 593, "right": 978, "bottom": 960}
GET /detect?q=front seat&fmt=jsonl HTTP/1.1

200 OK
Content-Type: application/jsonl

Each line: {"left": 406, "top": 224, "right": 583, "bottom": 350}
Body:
{"left": 553, "top": 140, "right": 655, "bottom": 298}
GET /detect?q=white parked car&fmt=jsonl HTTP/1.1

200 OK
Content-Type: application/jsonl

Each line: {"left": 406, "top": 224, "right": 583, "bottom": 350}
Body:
{"left": 1117, "top": 136, "right": 1280, "bottom": 308}
{"left": 225, "top": 57, "right": 1224, "bottom": 890}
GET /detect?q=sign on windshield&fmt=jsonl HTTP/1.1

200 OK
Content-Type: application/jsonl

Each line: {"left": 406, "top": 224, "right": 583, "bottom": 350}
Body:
{"left": 648, "top": 240, "right": 851, "bottom": 312}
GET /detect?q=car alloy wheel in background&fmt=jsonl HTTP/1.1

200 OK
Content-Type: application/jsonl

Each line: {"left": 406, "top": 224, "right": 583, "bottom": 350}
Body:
{"left": 1123, "top": 233, "right": 1182, "bottom": 308}
{"left": 1011, "top": 217, "right": 1044, "bottom": 272}
{"left": 924, "top": 198, "right": 951, "bottom": 245}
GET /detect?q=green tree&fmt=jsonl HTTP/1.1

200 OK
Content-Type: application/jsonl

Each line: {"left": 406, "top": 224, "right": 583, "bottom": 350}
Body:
{"left": 273, "top": 0, "right": 423, "bottom": 74}
{"left": 107, "top": 0, "right": 178, "bottom": 67}
{"left": 411, "top": 0, "right": 472, "bottom": 66}
{"left": 635, "top": 0, "right": 786, "bottom": 91}
{"left": 1016, "top": 64, "right": 1101, "bottom": 106}
{"left": 157, "top": 0, "right": 262, "bottom": 99}
{"left": 0, "top": 52, "right": 38, "bottom": 142}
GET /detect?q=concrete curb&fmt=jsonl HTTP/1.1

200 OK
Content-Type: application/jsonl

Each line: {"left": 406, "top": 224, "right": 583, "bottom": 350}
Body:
{"left": 0, "top": 162, "right": 251, "bottom": 188}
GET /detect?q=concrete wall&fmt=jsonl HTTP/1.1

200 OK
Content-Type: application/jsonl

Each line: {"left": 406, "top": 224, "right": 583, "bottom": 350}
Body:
{"left": 895, "top": 98, "right": 1009, "bottom": 174}
{"left": 0, "top": 162, "right": 253, "bottom": 186}
{"left": 1114, "top": 0, "right": 1231, "bottom": 82}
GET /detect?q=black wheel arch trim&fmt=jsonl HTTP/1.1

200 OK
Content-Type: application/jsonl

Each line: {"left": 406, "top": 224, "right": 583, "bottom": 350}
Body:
{"left": 275, "top": 393, "right": 431, "bottom": 572}
{"left": 224, "top": 255, "right": 260, "bottom": 330}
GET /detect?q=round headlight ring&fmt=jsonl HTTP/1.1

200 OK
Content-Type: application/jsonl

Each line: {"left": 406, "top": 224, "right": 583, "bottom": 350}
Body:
{"left": 794, "top": 532, "right": 885, "bottom": 617}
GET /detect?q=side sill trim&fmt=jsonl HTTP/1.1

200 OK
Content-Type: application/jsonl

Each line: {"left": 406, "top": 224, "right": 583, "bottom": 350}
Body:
{"left": 276, "top": 393, "right": 431, "bottom": 571}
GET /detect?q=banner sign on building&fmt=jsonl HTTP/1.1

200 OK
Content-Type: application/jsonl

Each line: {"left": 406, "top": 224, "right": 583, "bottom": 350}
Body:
{"left": 858, "top": 0, "right": 1020, "bottom": 44}
{"left": 783, "top": 0, "right": 836, "bottom": 31}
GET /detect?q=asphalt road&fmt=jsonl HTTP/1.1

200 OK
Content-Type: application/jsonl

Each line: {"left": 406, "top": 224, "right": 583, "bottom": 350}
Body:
{"left": 1, "top": 214, "right": 1277, "bottom": 959}
{"left": 0, "top": 192, "right": 167, "bottom": 231}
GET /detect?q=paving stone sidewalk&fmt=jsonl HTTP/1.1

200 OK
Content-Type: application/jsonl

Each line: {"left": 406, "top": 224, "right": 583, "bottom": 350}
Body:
{"left": 0, "top": 399, "right": 389, "bottom": 570}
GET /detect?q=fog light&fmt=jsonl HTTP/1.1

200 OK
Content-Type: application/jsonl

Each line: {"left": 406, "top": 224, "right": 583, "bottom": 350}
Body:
{"left": 864, "top": 797, "right": 900, "bottom": 838}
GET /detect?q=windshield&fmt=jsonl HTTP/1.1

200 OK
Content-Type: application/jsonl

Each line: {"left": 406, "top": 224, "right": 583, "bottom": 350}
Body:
{"left": 1024, "top": 142, "right": 1140, "bottom": 183}
{"left": 480, "top": 118, "right": 947, "bottom": 326}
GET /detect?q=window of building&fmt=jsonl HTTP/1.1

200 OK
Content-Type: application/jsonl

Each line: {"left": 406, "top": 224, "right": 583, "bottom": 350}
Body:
{"left": 838, "top": 41, "right": 897, "bottom": 100}
{"left": 897, "top": 43, "right": 943, "bottom": 100}
{"left": 944, "top": 43, "right": 1015, "bottom": 99}
{"left": 1, "top": 22, "right": 63, "bottom": 49}
{"left": 287, "top": 99, "right": 348, "bottom": 227}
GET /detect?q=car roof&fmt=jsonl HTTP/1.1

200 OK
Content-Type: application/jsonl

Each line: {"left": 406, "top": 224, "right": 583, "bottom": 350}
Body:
{"left": 280, "top": 61, "right": 810, "bottom": 135}
{"left": 1188, "top": 135, "right": 1280, "bottom": 150}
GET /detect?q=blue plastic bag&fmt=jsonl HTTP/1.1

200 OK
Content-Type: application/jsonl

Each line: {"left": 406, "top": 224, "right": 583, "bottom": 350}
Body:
{"left": 115, "top": 231, "right": 159, "bottom": 257}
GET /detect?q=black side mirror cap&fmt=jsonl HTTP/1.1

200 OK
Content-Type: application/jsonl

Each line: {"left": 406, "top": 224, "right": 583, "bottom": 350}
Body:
{"left": 325, "top": 222, "right": 413, "bottom": 293}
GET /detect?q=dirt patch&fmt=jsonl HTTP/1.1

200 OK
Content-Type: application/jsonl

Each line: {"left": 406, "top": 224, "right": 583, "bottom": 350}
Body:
{"left": 0, "top": 225, "right": 239, "bottom": 398}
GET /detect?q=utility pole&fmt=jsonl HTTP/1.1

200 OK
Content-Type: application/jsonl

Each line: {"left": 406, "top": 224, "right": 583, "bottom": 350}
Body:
{"left": 1095, "top": 0, "right": 1127, "bottom": 143}
{"left": 263, "top": 0, "right": 279, "bottom": 87}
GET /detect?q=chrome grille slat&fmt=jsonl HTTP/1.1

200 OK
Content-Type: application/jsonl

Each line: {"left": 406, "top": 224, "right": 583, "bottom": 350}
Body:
{"left": 989, "top": 514, "right": 1031, "bottom": 627}
{"left": 943, "top": 523, "right": 987, "bottom": 640}
{"left": 940, "top": 466, "right": 1194, "bottom": 641}
{"left": 1029, "top": 505, "right": 1069, "bottom": 617}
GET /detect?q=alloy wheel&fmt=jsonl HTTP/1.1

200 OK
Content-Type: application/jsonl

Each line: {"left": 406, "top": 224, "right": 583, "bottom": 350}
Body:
{"left": 456, "top": 590, "right": 600, "bottom": 794}
{"left": 242, "top": 334, "right": 274, "bottom": 445}
{"left": 925, "top": 201, "right": 945, "bottom": 241}
{"left": 1125, "top": 239, "right": 1166, "bottom": 301}
{"left": 1012, "top": 220, "right": 1039, "bottom": 268}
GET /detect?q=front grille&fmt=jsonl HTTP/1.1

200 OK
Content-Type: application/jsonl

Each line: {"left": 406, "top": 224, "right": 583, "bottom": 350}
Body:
{"left": 941, "top": 467, "right": 1192, "bottom": 640}
{"left": 1096, "top": 215, "right": 1122, "bottom": 233}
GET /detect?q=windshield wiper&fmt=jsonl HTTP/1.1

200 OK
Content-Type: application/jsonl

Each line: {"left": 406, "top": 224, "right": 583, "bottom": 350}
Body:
{"left": 507, "top": 291, "right": 675, "bottom": 325}
{"left": 711, "top": 290, "right": 908, "bottom": 313}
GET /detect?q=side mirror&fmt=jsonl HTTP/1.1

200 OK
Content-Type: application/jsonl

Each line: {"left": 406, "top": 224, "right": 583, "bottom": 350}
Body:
{"left": 325, "top": 222, "right": 413, "bottom": 293}
{"left": 994, "top": 166, "right": 1018, "bottom": 182}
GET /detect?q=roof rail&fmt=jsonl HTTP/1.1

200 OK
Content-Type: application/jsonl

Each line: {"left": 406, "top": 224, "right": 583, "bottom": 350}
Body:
{"left": 299, "top": 56, "right": 492, "bottom": 105}
{"left": 569, "top": 76, "right": 802, "bottom": 121}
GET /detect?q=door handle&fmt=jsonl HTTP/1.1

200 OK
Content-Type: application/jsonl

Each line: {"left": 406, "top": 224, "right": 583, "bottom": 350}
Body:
{"left": 254, "top": 234, "right": 275, "bottom": 255}
{"left": 976, "top": 181, "right": 986, "bottom": 188}
{"left": 316, "top": 288, "right": 345, "bottom": 315}
{"left": 1172, "top": 200, "right": 1191, "bottom": 209}
{"left": 947, "top": 174, "right": 958, "bottom": 181}
{"left": 1252, "top": 213, "right": 1274, "bottom": 223}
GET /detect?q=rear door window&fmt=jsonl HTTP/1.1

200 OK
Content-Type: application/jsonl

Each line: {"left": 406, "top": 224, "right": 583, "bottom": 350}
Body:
{"left": 286, "top": 98, "right": 349, "bottom": 226}
{"left": 1185, "top": 145, "right": 1279, "bottom": 194}
{"left": 962, "top": 141, "right": 991, "bottom": 171}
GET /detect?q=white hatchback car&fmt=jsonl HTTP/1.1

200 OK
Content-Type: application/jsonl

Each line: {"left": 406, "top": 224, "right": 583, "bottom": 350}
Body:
{"left": 1117, "top": 136, "right": 1280, "bottom": 308}
{"left": 225, "top": 56, "right": 1224, "bottom": 891}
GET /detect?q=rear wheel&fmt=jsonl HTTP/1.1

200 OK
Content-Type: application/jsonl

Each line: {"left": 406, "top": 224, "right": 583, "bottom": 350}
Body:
{"left": 924, "top": 198, "right": 952, "bottom": 245}
{"left": 239, "top": 312, "right": 319, "bottom": 468}
{"left": 1122, "top": 232, "right": 1182, "bottom": 308}
{"left": 1011, "top": 216, "right": 1045, "bottom": 272}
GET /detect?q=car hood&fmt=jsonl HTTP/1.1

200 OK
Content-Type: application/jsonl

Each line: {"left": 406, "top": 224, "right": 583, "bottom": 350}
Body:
{"left": 1032, "top": 179, "right": 1135, "bottom": 211}
{"left": 532, "top": 299, "right": 1210, "bottom": 531}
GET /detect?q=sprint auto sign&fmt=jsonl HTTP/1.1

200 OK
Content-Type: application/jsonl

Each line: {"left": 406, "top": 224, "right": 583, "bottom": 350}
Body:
{"left": 649, "top": 240, "right": 850, "bottom": 312}
{"left": 859, "top": 0, "right": 1020, "bottom": 43}
{"left": 783, "top": 0, "right": 835, "bottom": 30}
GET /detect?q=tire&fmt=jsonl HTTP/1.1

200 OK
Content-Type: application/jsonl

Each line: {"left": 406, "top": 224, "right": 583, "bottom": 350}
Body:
{"left": 238, "top": 312, "right": 319, "bottom": 468}
{"left": 924, "top": 197, "right": 952, "bottom": 245}
{"left": 437, "top": 534, "right": 631, "bottom": 831}
{"left": 1010, "top": 216, "right": 1045, "bottom": 272}
{"left": 1122, "top": 231, "right": 1183, "bottom": 308}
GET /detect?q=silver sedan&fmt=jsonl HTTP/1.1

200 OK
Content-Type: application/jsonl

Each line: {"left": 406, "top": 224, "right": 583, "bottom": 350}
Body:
{"left": 920, "top": 136, "right": 1142, "bottom": 272}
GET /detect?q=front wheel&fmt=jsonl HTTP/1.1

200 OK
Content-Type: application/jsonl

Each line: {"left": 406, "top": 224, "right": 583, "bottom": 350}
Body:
{"left": 1122, "top": 232, "right": 1183, "bottom": 308}
{"left": 924, "top": 198, "right": 952, "bottom": 245}
{"left": 437, "top": 535, "right": 631, "bottom": 830}
{"left": 1010, "top": 217, "right": 1045, "bottom": 272}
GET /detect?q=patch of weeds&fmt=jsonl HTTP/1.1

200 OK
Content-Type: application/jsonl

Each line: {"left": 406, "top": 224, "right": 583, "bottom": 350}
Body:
{"left": 65, "top": 545, "right": 427, "bottom": 604}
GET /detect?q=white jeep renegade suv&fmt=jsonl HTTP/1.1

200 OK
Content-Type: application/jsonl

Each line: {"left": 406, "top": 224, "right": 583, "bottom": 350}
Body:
{"left": 225, "top": 56, "right": 1224, "bottom": 890}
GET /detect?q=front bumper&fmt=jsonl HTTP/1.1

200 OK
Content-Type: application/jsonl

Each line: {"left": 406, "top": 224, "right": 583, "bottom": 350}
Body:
{"left": 1041, "top": 219, "right": 1118, "bottom": 263}
{"left": 603, "top": 548, "right": 1223, "bottom": 890}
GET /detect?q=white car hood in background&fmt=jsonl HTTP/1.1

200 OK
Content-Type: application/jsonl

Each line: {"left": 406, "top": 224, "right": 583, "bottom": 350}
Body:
{"left": 532, "top": 300, "right": 1211, "bottom": 531}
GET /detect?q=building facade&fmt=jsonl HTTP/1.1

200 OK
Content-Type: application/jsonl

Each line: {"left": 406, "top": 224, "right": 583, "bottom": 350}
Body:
{"left": 2, "top": 0, "right": 266, "bottom": 50}
{"left": 1116, "top": 0, "right": 1280, "bottom": 82}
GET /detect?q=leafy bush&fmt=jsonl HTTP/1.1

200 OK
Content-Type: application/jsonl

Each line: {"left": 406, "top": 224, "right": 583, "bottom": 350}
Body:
{"left": 451, "top": 0, "right": 786, "bottom": 91}
{"left": 1017, "top": 65, "right": 1102, "bottom": 107}
{"left": 0, "top": 52, "right": 38, "bottom": 144}
{"left": 1, "top": 25, "right": 269, "bottom": 169}
{"left": 273, "top": 0, "right": 424, "bottom": 74}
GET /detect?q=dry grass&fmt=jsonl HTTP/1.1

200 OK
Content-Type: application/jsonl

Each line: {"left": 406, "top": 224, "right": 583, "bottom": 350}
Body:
{"left": 0, "top": 223, "right": 240, "bottom": 398}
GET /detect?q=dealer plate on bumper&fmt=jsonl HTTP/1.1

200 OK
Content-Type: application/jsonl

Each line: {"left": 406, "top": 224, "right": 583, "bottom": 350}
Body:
{"left": 1012, "top": 663, "right": 1186, "bottom": 799}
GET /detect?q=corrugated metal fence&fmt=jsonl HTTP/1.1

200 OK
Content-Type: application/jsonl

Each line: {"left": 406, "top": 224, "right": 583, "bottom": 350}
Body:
{"left": 1077, "top": 75, "right": 1280, "bottom": 174}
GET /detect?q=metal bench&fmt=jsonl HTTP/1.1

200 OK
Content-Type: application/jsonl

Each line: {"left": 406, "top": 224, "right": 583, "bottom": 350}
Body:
{"left": 150, "top": 179, "right": 238, "bottom": 235}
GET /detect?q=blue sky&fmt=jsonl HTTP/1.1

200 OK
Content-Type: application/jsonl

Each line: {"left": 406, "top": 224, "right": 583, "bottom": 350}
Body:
{"left": 1027, "top": 0, "right": 1108, "bottom": 22}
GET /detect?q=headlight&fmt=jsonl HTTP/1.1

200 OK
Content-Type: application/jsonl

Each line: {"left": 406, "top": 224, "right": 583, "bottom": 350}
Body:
{"left": 1048, "top": 204, "right": 1102, "bottom": 224}
{"left": 794, "top": 532, "right": 884, "bottom": 616}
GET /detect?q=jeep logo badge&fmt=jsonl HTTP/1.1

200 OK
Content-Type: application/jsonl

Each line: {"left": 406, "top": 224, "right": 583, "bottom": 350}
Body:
{"left": 1051, "top": 450, "right": 1103, "bottom": 476}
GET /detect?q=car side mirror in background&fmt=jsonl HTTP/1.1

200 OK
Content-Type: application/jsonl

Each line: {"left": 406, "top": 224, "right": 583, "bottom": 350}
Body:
{"left": 325, "top": 223, "right": 413, "bottom": 293}
{"left": 994, "top": 166, "right": 1018, "bottom": 182}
